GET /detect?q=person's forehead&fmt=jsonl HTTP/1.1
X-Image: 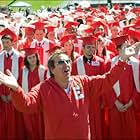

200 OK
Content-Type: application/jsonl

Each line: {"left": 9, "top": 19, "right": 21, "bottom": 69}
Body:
{"left": 54, "top": 54, "right": 69, "bottom": 60}
{"left": 27, "top": 53, "right": 36, "bottom": 58}
{"left": 84, "top": 44, "right": 96, "bottom": 48}
{"left": 1, "top": 38, "right": 11, "bottom": 42}
{"left": 35, "top": 29, "right": 44, "bottom": 34}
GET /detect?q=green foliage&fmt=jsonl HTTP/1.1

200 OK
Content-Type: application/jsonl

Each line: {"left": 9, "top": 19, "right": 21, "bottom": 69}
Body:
{"left": 0, "top": 0, "right": 64, "bottom": 10}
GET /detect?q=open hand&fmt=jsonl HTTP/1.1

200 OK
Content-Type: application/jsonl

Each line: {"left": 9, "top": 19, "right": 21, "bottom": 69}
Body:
{"left": 0, "top": 69, "right": 18, "bottom": 91}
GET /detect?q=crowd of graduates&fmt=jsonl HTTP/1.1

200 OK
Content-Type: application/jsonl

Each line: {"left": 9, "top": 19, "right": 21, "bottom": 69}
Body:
{"left": 0, "top": 1, "right": 140, "bottom": 140}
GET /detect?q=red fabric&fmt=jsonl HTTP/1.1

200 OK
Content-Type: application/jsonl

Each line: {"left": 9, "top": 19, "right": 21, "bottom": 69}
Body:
{"left": 0, "top": 51, "right": 25, "bottom": 140}
{"left": 72, "top": 55, "right": 106, "bottom": 140}
{"left": 107, "top": 63, "right": 138, "bottom": 140}
{"left": 11, "top": 61, "right": 126, "bottom": 139}
{"left": 30, "top": 38, "right": 51, "bottom": 66}
{"left": 72, "top": 55, "right": 105, "bottom": 76}
{"left": 18, "top": 66, "right": 47, "bottom": 140}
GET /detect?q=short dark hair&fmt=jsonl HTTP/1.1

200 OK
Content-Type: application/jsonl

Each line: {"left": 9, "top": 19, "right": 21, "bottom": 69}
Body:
{"left": 1, "top": 35, "right": 13, "bottom": 42}
{"left": 24, "top": 53, "right": 40, "bottom": 69}
{"left": 47, "top": 49, "right": 67, "bottom": 77}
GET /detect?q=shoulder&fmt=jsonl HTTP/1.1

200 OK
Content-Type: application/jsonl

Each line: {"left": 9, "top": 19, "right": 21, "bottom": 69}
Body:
{"left": 94, "top": 55, "right": 104, "bottom": 62}
{"left": 71, "top": 75, "right": 90, "bottom": 83}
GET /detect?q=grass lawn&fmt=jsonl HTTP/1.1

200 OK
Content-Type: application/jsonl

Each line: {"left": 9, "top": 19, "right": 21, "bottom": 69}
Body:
{"left": 0, "top": 0, "right": 65, "bottom": 10}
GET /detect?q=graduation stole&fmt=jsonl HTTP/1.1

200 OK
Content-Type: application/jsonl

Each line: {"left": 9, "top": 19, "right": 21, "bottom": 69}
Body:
{"left": 76, "top": 56, "right": 86, "bottom": 75}
{"left": 0, "top": 49, "right": 20, "bottom": 80}
{"left": 34, "top": 38, "right": 50, "bottom": 66}
{"left": 22, "top": 65, "right": 46, "bottom": 93}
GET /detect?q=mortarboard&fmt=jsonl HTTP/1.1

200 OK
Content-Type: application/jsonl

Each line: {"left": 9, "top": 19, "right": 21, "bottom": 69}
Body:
{"left": 0, "top": 28, "right": 17, "bottom": 42}
{"left": 127, "top": 28, "right": 140, "bottom": 41}
{"left": 32, "top": 21, "right": 46, "bottom": 30}
{"left": 113, "top": 4, "right": 120, "bottom": 10}
{"left": 108, "top": 21, "right": 120, "bottom": 28}
{"left": 91, "top": 21, "right": 107, "bottom": 30}
{"left": 46, "top": 42, "right": 61, "bottom": 54}
{"left": 23, "top": 48, "right": 38, "bottom": 56}
{"left": 64, "top": 21, "right": 79, "bottom": 29}
{"left": 22, "top": 24, "right": 35, "bottom": 35}
{"left": 122, "top": 24, "right": 135, "bottom": 34}
{"left": 60, "top": 34, "right": 75, "bottom": 45}
{"left": 83, "top": 27, "right": 94, "bottom": 34}
{"left": 45, "top": 25, "right": 56, "bottom": 33}
{"left": 81, "top": 36, "right": 97, "bottom": 46}
{"left": 111, "top": 35, "right": 129, "bottom": 47}
{"left": 134, "top": 19, "right": 140, "bottom": 29}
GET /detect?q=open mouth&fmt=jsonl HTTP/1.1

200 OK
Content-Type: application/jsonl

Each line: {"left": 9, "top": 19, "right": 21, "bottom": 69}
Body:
{"left": 63, "top": 69, "right": 69, "bottom": 73}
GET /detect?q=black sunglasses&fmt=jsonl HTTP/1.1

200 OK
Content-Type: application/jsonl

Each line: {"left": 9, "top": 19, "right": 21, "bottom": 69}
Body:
{"left": 56, "top": 59, "right": 71, "bottom": 65}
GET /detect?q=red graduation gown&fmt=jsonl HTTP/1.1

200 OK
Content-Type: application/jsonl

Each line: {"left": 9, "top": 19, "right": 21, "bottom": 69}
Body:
{"left": 11, "top": 61, "right": 126, "bottom": 140}
{"left": 0, "top": 51, "right": 25, "bottom": 140}
{"left": 18, "top": 66, "right": 47, "bottom": 140}
{"left": 72, "top": 55, "right": 106, "bottom": 140}
{"left": 107, "top": 63, "right": 138, "bottom": 140}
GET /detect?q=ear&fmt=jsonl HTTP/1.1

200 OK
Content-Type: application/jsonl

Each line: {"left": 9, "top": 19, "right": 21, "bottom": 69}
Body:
{"left": 50, "top": 67, "right": 54, "bottom": 75}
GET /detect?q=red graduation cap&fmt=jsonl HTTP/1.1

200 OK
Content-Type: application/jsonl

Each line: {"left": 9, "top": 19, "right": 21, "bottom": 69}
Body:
{"left": 122, "top": 24, "right": 135, "bottom": 34}
{"left": 46, "top": 42, "right": 61, "bottom": 54}
{"left": 108, "top": 21, "right": 120, "bottom": 28}
{"left": 23, "top": 25, "right": 35, "bottom": 35}
{"left": 127, "top": 28, "right": 140, "bottom": 41}
{"left": 94, "top": 32, "right": 102, "bottom": 38}
{"left": 32, "top": 21, "right": 46, "bottom": 30}
{"left": 0, "top": 28, "right": 17, "bottom": 42}
{"left": 130, "top": 7, "right": 140, "bottom": 14}
{"left": 45, "top": 25, "right": 56, "bottom": 33}
{"left": 49, "top": 13, "right": 61, "bottom": 18}
{"left": 134, "top": 19, "right": 140, "bottom": 29}
{"left": 23, "top": 48, "right": 38, "bottom": 56}
{"left": 91, "top": 21, "right": 107, "bottom": 30}
{"left": 81, "top": 36, "right": 97, "bottom": 46}
{"left": 60, "top": 34, "right": 76, "bottom": 45}
{"left": 111, "top": 35, "right": 129, "bottom": 47}
{"left": 98, "top": 6, "right": 108, "bottom": 13}
{"left": 113, "top": 4, "right": 120, "bottom": 10}
{"left": 64, "top": 21, "right": 79, "bottom": 29}
{"left": 84, "top": 27, "right": 94, "bottom": 33}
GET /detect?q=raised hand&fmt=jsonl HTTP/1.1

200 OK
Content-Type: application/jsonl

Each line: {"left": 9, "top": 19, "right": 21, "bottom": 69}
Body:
{"left": 0, "top": 69, "right": 18, "bottom": 91}
{"left": 120, "top": 42, "right": 140, "bottom": 62}
{"left": 131, "top": 42, "right": 140, "bottom": 55}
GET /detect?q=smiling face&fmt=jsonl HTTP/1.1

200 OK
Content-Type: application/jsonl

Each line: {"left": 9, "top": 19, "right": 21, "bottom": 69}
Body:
{"left": 83, "top": 43, "right": 97, "bottom": 59}
{"left": 26, "top": 53, "right": 37, "bottom": 67}
{"left": 34, "top": 29, "right": 45, "bottom": 41}
{"left": 1, "top": 38, "right": 13, "bottom": 52}
{"left": 51, "top": 53, "right": 72, "bottom": 82}
{"left": 63, "top": 41, "right": 73, "bottom": 56}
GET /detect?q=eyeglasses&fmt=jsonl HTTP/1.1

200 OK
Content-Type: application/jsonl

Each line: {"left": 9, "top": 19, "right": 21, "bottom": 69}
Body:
{"left": 56, "top": 59, "right": 71, "bottom": 65}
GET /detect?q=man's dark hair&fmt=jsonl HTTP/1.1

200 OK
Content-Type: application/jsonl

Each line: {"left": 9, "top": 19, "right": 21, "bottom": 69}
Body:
{"left": 1, "top": 34, "right": 13, "bottom": 42}
{"left": 47, "top": 49, "right": 67, "bottom": 77}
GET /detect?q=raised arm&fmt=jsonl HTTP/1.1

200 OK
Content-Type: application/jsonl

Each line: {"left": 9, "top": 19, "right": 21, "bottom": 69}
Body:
{"left": 89, "top": 42, "right": 140, "bottom": 95}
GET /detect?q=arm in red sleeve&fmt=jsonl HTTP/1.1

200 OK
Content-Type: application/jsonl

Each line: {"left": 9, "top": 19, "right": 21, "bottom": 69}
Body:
{"left": 131, "top": 88, "right": 140, "bottom": 111}
{"left": 89, "top": 61, "right": 126, "bottom": 96}
{"left": 10, "top": 84, "right": 42, "bottom": 114}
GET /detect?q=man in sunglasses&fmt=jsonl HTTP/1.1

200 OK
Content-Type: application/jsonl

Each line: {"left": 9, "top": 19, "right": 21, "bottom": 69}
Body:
{"left": 0, "top": 45, "right": 139, "bottom": 140}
